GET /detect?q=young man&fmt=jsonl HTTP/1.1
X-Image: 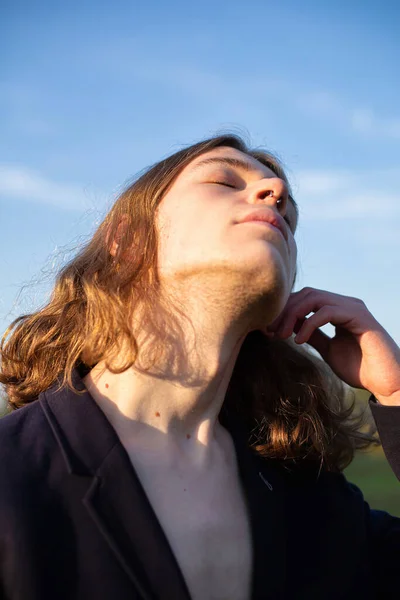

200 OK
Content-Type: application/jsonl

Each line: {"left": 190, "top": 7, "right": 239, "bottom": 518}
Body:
{"left": 1, "top": 134, "right": 400, "bottom": 599}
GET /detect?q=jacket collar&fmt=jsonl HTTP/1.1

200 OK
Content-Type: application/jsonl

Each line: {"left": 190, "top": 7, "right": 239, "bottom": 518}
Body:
{"left": 39, "top": 367, "right": 288, "bottom": 599}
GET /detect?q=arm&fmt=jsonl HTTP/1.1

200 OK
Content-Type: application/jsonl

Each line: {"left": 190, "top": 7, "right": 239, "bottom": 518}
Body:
{"left": 369, "top": 394, "right": 400, "bottom": 482}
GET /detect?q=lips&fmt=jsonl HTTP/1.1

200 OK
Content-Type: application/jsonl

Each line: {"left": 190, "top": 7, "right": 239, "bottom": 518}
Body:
{"left": 238, "top": 209, "right": 287, "bottom": 241}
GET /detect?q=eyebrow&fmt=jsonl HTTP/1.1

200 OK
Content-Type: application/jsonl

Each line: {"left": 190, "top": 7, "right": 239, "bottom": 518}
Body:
{"left": 190, "top": 156, "right": 299, "bottom": 221}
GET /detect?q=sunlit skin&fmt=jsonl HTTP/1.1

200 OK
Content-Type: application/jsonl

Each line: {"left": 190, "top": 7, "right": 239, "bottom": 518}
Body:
{"left": 84, "top": 146, "right": 299, "bottom": 469}
{"left": 84, "top": 145, "right": 400, "bottom": 476}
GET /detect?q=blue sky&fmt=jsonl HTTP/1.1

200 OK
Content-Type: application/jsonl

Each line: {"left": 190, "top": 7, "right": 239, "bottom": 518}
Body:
{"left": 1, "top": 0, "right": 400, "bottom": 348}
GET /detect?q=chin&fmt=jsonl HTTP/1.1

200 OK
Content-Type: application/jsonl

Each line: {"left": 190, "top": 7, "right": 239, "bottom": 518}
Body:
{"left": 240, "top": 250, "right": 288, "bottom": 289}
{"left": 239, "top": 265, "right": 289, "bottom": 317}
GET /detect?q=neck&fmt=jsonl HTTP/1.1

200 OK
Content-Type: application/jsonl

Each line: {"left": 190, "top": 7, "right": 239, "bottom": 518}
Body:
{"left": 84, "top": 334, "right": 244, "bottom": 469}
{"left": 83, "top": 274, "right": 279, "bottom": 467}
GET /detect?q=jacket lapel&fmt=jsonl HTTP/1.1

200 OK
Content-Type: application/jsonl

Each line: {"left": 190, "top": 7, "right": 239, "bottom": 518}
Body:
{"left": 40, "top": 368, "right": 192, "bottom": 600}
{"left": 82, "top": 441, "right": 192, "bottom": 600}
{"left": 219, "top": 408, "right": 288, "bottom": 600}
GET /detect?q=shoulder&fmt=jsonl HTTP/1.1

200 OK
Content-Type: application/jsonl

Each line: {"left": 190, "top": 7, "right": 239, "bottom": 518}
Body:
{"left": 0, "top": 399, "right": 57, "bottom": 494}
{"left": 0, "top": 398, "right": 51, "bottom": 454}
{"left": 369, "top": 396, "right": 400, "bottom": 481}
{"left": 282, "top": 461, "right": 371, "bottom": 518}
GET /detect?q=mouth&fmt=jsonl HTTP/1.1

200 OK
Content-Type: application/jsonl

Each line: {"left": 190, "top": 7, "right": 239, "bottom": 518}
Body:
{"left": 238, "top": 210, "right": 288, "bottom": 241}
{"left": 240, "top": 219, "right": 285, "bottom": 240}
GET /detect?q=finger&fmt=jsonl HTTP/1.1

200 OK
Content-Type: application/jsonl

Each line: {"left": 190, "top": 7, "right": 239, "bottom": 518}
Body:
{"left": 269, "top": 308, "right": 331, "bottom": 357}
{"left": 299, "top": 327, "right": 331, "bottom": 359}
{"left": 294, "top": 306, "right": 352, "bottom": 340}
{"left": 274, "top": 291, "right": 354, "bottom": 338}
{"left": 293, "top": 317, "right": 307, "bottom": 335}
{"left": 267, "top": 287, "right": 349, "bottom": 334}
{"left": 266, "top": 289, "right": 312, "bottom": 331}
{"left": 267, "top": 297, "right": 302, "bottom": 332}
{"left": 293, "top": 307, "right": 332, "bottom": 340}
{"left": 267, "top": 288, "right": 327, "bottom": 332}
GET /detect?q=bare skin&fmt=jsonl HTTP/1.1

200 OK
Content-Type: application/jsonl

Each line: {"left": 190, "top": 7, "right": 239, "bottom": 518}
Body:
{"left": 84, "top": 146, "right": 298, "bottom": 599}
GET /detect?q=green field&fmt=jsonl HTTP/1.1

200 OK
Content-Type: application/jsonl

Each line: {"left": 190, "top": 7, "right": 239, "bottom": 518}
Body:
{"left": 344, "top": 447, "right": 400, "bottom": 517}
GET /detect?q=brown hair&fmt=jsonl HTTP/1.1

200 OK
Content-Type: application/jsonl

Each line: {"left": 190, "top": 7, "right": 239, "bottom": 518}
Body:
{"left": 0, "top": 133, "right": 377, "bottom": 471}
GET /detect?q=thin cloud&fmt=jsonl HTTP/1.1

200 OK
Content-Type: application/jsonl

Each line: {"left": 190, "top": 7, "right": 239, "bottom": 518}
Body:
{"left": 0, "top": 165, "right": 97, "bottom": 212}
{"left": 298, "top": 91, "right": 400, "bottom": 140}
{"left": 293, "top": 168, "right": 400, "bottom": 221}
{"left": 351, "top": 222, "right": 400, "bottom": 248}
{"left": 350, "top": 108, "right": 400, "bottom": 138}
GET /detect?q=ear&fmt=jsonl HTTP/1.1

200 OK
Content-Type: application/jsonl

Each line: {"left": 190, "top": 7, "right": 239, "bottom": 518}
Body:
{"left": 108, "top": 215, "right": 130, "bottom": 258}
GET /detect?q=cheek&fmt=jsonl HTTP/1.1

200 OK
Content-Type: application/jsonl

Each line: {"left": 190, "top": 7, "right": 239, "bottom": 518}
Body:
{"left": 156, "top": 207, "right": 225, "bottom": 267}
{"left": 289, "top": 237, "right": 297, "bottom": 277}
{"left": 290, "top": 237, "right": 297, "bottom": 261}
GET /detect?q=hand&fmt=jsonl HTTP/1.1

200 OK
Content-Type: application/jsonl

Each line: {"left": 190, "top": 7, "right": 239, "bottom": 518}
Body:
{"left": 266, "top": 287, "right": 400, "bottom": 406}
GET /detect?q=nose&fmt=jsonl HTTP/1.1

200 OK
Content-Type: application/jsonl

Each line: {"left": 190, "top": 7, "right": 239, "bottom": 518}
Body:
{"left": 250, "top": 177, "right": 289, "bottom": 211}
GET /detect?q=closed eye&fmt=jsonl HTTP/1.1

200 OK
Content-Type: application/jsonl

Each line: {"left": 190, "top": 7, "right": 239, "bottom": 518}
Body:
{"left": 209, "top": 180, "right": 237, "bottom": 189}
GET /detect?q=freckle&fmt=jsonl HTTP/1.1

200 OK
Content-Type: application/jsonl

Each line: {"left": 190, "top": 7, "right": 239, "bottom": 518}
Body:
{"left": 184, "top": 488, "right": 187, "bottom": 492}
{"left": 186, "top": 433, "right": 191, "bottom": 439}
{"left": 155, "top": 411, "right": 160, "bottom": 417}
{"left": 105, "top": 383, "right": 109, "bottom": 389}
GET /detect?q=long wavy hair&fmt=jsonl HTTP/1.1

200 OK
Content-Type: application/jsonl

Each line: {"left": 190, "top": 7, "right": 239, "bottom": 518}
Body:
{"left": 0, "top": 133, "right": 377, "bottom": 471}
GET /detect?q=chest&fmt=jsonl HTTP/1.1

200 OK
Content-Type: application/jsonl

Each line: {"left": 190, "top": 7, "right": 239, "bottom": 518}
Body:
{"left": 130, "top": 453, "right": 253, "bottom": 600}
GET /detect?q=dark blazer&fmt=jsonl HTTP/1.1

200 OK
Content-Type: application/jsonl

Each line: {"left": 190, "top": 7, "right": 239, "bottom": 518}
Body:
{"left": 1, "top": 367, "right": 400, "bottom": 600}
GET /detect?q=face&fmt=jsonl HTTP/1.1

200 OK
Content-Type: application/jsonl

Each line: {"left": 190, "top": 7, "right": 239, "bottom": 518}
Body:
{"left": 155, "top": 146, "right": 298, "bottom": 319}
